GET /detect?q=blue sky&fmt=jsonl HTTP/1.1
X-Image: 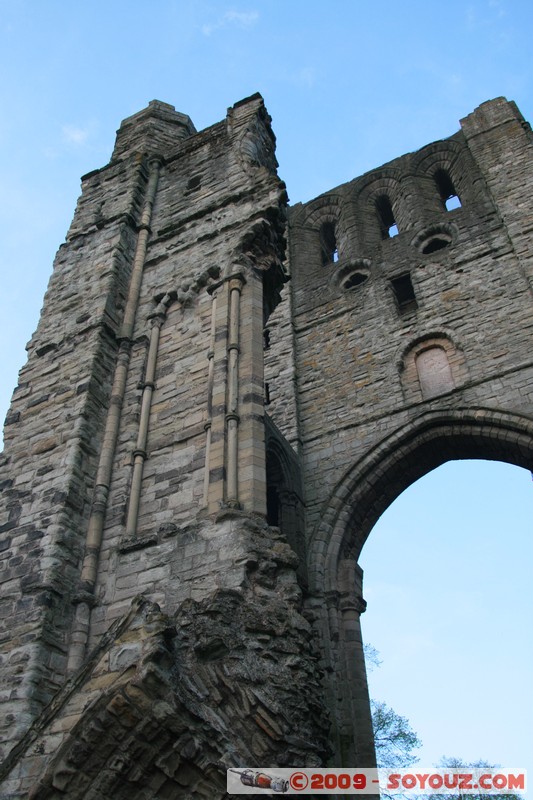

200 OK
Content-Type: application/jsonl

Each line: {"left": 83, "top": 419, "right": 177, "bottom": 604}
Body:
{"left": 0, "top": 0, "right": 532, "bottom": 789}
{"left": 362, "top": 461, "right": 532, "bottom": 784}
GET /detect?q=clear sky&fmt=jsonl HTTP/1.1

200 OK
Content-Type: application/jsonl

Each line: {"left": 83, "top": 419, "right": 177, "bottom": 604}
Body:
{"left": 361, "top": 461, "right": 533, "bottom": 786}
{"left": 0, "top": 0, "right": 532, "bottom": 791}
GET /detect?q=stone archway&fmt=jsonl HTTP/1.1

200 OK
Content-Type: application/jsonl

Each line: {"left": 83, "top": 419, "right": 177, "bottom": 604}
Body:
{"left": 305, "top": 408, "right": 533, "bottom": 767}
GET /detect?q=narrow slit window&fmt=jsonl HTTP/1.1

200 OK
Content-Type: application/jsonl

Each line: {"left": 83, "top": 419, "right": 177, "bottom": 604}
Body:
{"left": 187, "top": 175, "right": 202, "bottom": 191}
{"left": 391, "top": 273, "right": 417, "bottom": 314}
{"left": 434, "top": 169, "right": 461, "bottom": 210}
{"left": 320, "top": 221, "right": 338, "bottom": 265}
{"left": 266, "top": 484, "right": 280, "bottom": 526}
{"left": 376, "top": 195, "right": 398, "bottom": 239}
{"left": 266, "top": 450, "right": 284, "bottom": 529}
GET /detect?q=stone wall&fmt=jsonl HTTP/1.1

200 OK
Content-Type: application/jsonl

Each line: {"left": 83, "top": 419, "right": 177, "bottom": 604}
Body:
{"left": 273, "top": 97, "right": 533, "bottom": 771}
{"left": 285, "top": 99, "right": 533, "bottom": 548}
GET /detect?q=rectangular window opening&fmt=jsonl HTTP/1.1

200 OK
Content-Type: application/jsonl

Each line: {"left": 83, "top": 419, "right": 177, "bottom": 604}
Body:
{"left": 391, "top": 273, "right": 417, "bottom": 314}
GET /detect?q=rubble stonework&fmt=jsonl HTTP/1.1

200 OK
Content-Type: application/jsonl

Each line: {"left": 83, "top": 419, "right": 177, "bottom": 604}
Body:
{"left": 1, "top": 94, "right": 533, "bottom": 798}
{"left": 2, "top": 517, "right": 330, "bottom": 798}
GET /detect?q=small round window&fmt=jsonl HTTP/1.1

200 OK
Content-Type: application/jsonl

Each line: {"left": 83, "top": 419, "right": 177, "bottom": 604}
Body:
{"left": 421, "top": 233, "right": 453, "bottom": 254}
{"left": 412, "top": 223, "right": 455, "bottom": 256}
{"left": 342, "top": 270, "right": 369, "bottom": 290}
{"left": 334, "top": 259, "right": 371, "bottom": 293}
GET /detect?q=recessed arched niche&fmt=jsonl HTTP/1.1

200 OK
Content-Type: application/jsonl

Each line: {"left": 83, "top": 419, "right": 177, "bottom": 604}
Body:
{"left": 399, "top": 334, "right": 469, "bottom": 403}
{"left": 415, "top": 346, "right": 454, "bottom": 398}
{"left": 412, "top": 222, "right": 456, "bottom": 256}
{"left": 340, "top": 264, "right": 370, "bottom": 291}
{"left": 332, "top": 258, "right": 372, "bottom": 294}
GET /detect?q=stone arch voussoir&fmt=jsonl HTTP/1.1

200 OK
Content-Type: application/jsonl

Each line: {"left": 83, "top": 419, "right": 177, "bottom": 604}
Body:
{"left": 308, "top": 407, "right": 533, "bottom": 595}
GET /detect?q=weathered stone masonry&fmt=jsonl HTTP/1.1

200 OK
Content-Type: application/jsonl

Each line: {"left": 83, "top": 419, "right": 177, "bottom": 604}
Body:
{"left": 1, "top": 94, "right": 533, "bottom": 798}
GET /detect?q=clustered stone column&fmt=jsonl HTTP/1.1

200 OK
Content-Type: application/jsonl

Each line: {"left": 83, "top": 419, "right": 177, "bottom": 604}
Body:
{"left": 337, "top": 560, "right": 375, "bottom": 767}
{"left": 202, "top": 288, "right": 218, "bottom": 506}
{"left": 68, "top": 157, "right": 162, "bottom": 673}
{"left": 125, "top": 294, "right": 171, "bottom": 539}
{"left": 205, "top": 272, "right": 247, "bottom": 514}
{"left": 225, "top": 275, "right": 244, "bottom": 507}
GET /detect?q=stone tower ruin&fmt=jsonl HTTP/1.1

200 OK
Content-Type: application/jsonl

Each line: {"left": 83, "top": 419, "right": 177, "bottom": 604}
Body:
{"left": 1, "top": 94, "right": 532, "bottom": 798}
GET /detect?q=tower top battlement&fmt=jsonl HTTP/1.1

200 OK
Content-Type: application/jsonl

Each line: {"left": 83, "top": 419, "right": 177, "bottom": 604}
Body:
{"left": 111, "top": 98, "right": 197, "bottom": 161}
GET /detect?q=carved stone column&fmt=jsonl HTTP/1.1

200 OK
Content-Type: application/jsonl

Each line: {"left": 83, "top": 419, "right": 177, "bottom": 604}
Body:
{"left": 68, "top": 156, "right": 162, "bottom": 673}
{"left": 337, "top": 559, "right": 376, "bottom": 768}
{"left": 205, "top": 267, "right": 269, "bottom": 516}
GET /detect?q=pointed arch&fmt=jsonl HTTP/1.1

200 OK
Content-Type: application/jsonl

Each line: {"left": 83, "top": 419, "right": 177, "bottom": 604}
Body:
{"left": 308, "top": 407, "right": 533, "bottom": 592}
{"left": 304, "top": 408, "right": 533, "bottom": 767}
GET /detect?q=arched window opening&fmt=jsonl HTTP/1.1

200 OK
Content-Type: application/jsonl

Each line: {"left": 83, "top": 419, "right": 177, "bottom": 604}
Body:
{"left": 434, "top": 169, "right": 462, "bottom": 211}
{"left": 320, "top": 221, "right": 339, "bottom": 265}
{"left": 265, "top": 445, "right": 306, "bottom": 579}
{"left": 376, "top": 195, "right": 399, "bottom": 239}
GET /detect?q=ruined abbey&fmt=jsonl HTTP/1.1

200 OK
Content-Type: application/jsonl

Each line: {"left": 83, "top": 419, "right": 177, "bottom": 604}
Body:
{"left": 1, "top": 93, "right": 532, "bottom": 798}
